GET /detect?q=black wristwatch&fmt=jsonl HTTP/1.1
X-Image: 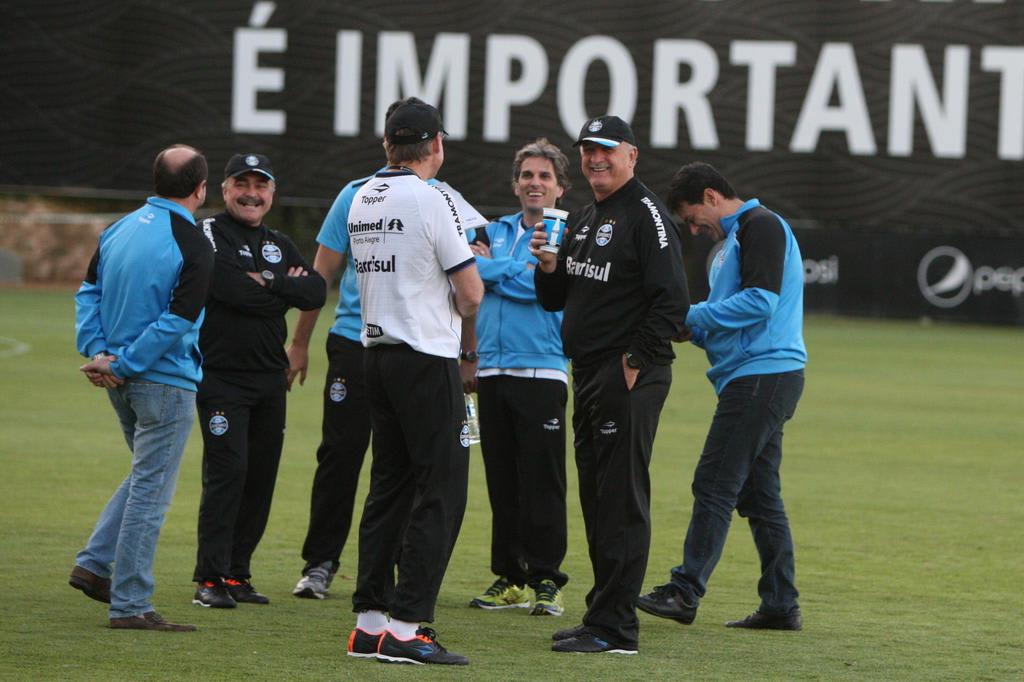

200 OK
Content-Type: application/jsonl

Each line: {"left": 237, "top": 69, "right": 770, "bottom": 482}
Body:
{"left": 460, "top": 350, "right": 479, "bottom": 363}
{"left": 261, "top": 269, "right": 275, "bottom": 282}
{"left": 625, "top": 352, "right": 645, "bottom": 370}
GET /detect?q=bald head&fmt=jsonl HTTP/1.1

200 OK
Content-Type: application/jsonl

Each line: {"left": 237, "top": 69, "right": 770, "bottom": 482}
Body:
{"left": 153, "top": 145, "right": 208, "bottom": 199}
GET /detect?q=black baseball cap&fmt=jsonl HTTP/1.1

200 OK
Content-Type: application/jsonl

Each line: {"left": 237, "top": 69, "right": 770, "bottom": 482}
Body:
{"left": 385, "top": 100, "right": 447, "bottom": 145}
{"left": 224, "top": 153, "right": 275, "bottom": 181}
{"left": 573, "top": 115, "right": 636, "bottom": 148}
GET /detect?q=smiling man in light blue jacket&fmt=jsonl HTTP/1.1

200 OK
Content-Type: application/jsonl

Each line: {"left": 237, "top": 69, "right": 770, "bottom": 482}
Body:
{"left": 466, "top": 139, "right": 571, "bottom": 618}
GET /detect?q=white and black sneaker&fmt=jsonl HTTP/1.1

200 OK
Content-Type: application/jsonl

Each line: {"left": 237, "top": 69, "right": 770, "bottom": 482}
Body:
{"left": 293, "top": 561, "right": 334, "bottom": 599}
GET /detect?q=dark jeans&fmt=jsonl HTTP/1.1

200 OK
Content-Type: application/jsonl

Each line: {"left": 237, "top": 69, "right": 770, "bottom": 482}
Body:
{"left": 670, "top": 370, "right": 804, "bottom": 616}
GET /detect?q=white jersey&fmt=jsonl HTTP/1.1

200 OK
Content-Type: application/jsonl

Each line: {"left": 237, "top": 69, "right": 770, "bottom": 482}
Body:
{"left": 347, "top": 169, "right": 474, "bottom": 358}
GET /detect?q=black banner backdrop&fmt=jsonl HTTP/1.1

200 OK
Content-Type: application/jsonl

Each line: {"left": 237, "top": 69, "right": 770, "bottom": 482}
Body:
{"left": 2, "top": 0, "right": 1023, "bottom": 322}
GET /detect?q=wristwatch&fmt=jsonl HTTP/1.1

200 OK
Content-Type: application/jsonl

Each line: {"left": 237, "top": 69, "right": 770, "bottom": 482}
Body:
{"left": 460, "top": 350, "right": 479, "bottom": 363}
{"left": 261, "top": 269, "right": 275, "bottom": 282}
{"left": 625, "top": 352, "right": 645, "bottom": 370}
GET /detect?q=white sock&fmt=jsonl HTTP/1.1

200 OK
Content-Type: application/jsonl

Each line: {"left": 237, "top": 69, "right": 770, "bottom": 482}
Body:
{"left": 355, "top": 610, "right": 388, "bottom": 634}
{"left": 387, "top": 618, "right": 419, "bottom": 640}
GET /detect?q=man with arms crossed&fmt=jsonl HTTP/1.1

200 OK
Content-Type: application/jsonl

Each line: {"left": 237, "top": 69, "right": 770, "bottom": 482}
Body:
{"left": 531, "top": 116, "right": 689, "bottom": 654}
{"left": 71, "top": 145, "right": 213, "bottom": 632}
{"left": 191, "top": 153, "right": 325, "bottom": 608}
{"left": 344, "top": 99, "right": 483, "bottom": 665}
{"left": 638, "top": 161, "right": 807, "bottom": 631}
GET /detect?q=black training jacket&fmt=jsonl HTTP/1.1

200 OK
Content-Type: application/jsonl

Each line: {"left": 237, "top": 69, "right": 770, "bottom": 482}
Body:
{"left": 535, "top": 177, "right": 690, "bottom": 368}
{"left": 198, "top": 211, "right": 325, "bottom": 372}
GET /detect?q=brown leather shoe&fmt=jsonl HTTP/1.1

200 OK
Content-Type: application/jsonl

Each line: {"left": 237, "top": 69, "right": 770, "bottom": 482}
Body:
{"left": 109, "top": 611, "right": 197, "bottom": 632}
{"left": 69, "top": 565, "right": 111, "bottom": 604}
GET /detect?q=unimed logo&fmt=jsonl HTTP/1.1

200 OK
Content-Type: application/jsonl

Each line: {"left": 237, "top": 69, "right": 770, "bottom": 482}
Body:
{"left": 917, "top": 246, "right": 1024, "bottom": 309}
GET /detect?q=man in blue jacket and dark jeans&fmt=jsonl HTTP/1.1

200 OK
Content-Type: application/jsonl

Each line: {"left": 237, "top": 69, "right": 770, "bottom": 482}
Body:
{"left": 465, "top": 138, "right": 571, "bottom": 617}
{"left": 71, "top": 145, "right": 213, "bottom": 632}
{"left": 638, "top": 161, "right": 807, "bottom": 631}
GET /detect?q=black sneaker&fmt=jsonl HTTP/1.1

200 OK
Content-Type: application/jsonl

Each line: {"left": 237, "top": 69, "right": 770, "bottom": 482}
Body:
{"left": 192, "top": 579, "right": 237, "bottom": 608}
{"left": 225, "top": 578, "right": 269, "bottom": 604}
{"left": 376, "top": 628, "right": 469, "bottom": 665}
{"left": 637, "top": 583, "right": 697, "bottom": 624}
{"left": 551, "top": 632, "right": 637, "bottom": 655}
{"left": 726, "top": 609, "right": 802, "bottom": 631}
{"left": 347, "top": 628, "right": 383, "bottom": 659}
{"left": 551, "top": 623, "right": 589, "bottom": 641}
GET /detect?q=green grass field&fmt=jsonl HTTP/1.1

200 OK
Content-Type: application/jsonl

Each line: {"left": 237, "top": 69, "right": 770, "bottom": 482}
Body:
{"left": 0, "top": 287, "right": 1021, "bottom": 680}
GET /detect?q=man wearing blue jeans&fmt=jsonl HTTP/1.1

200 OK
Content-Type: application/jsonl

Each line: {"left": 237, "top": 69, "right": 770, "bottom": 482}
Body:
{"left": 71, "top": 145, "right": 214, "bottom": 632}
{"left": 638, "top": 162, "right": 807, "bottom": 631}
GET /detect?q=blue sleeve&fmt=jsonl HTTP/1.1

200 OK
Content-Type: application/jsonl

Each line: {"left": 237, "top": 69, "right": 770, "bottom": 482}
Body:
{"left": 487, "top": 261, "right": 539, "bottom": 302}
{"left": 75, "top": 245, "right": 107, "bottom": 357}
{"left": 317, "top": 183, "right": 358, "bottom": 254}
{"left": 685, "top": 287, "right": 779, "bottom": 332}
{"left": 689, "top": 325, "right": 707, "bottom": 349}
{"left": 475, "top": 256, "right": 524, "bottom": 285}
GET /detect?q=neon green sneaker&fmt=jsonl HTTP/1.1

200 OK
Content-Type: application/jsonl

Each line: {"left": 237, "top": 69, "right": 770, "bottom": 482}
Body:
{"left": 469, "top": 577, "right": 531, "bottom": 610}
{"left": 531, "top": 579, "right": 564, "bottom": 616}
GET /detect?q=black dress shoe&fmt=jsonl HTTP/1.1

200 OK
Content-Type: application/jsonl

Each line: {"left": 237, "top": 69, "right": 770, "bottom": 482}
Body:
{"left": 69, "top": 565, "right": 111, "bottom": 604}
{"left": 192, "top": 579, "right": 237, "bottom": 608}
{"left": 225, "top": 578, "right": 269, "bottom": 604}
{"left": 637, "top": 583, "right": 697, "bottom": 624}
{"left": 109, "top": 611, "right": 197, "bottom": 632}
{"left": 726, "top": 610, "right": 802, "bottom": 631}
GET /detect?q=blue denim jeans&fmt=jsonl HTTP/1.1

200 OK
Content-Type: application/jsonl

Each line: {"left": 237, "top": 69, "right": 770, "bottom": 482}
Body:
{"left": 670, "top": 370, "right": 804, "bottom": 615}
{"left": 75, "top": 380, "right": 195, "bottom": 618}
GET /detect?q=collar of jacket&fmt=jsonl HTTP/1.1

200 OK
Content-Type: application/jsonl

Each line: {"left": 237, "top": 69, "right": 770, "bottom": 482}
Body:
{"left": 720, "top": 197, "right": 761, "bottom": 237}
{"left": 146, "top": 196, "right": 197, "bottom": 224}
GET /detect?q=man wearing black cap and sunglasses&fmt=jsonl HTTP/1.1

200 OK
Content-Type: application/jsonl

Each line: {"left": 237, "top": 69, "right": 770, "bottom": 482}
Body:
{"left": 191, "top": 153, "right": 326, "bottom": 609}
{"left": 344, "top": 99, "right": 482, "bottom": 666}
{"left": 530, "top": 116, "right": 690, "bottom": 655}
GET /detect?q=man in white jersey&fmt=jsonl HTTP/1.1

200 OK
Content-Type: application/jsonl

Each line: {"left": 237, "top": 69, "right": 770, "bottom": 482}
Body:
{"left": 344, "top": 98, "right": 483, "bottom": 666}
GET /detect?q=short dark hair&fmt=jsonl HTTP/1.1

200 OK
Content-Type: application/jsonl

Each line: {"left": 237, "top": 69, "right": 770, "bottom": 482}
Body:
{"left": 153, "top": 145, "right": 208, "bottom": 198}
{"left": 667, "top": 162, "right": 736, "bottom": 208}
{"left": 512, "top": 138, "right": 571, "bottom": 195}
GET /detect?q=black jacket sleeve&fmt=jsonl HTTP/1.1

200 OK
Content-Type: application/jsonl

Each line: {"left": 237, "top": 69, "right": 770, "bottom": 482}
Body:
{"left": 266, "top": 233, "right": 327, "bottom": 311}
{"left": 626, "top": 198, "right": 690, "bottom": 366}
{"left": 737, "top": 212, "right": 786, "bottom": 295}
{"left": 207, "top": 224, "right": 289, "bottom": 318}
{"left": 169, "top": 213, "right": 215, "bottom": 323}
{"left": 534, "top": 248, "right": 568, "bottom": 312}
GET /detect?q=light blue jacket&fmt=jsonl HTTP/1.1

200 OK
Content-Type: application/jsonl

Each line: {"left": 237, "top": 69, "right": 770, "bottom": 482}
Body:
{"left": 75, "top": 197, "right": 213, "bottom": 391}
{"left": 473, "top": 213, "right": 568, "bottom": 372}
{"left": 688, "top": 199, "right": 806, "bottom": 394}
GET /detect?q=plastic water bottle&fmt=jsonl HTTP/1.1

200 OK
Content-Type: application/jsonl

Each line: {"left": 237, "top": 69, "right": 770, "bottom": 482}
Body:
{"left": 464, "top": 395, "right": 481, "bottom": 445}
